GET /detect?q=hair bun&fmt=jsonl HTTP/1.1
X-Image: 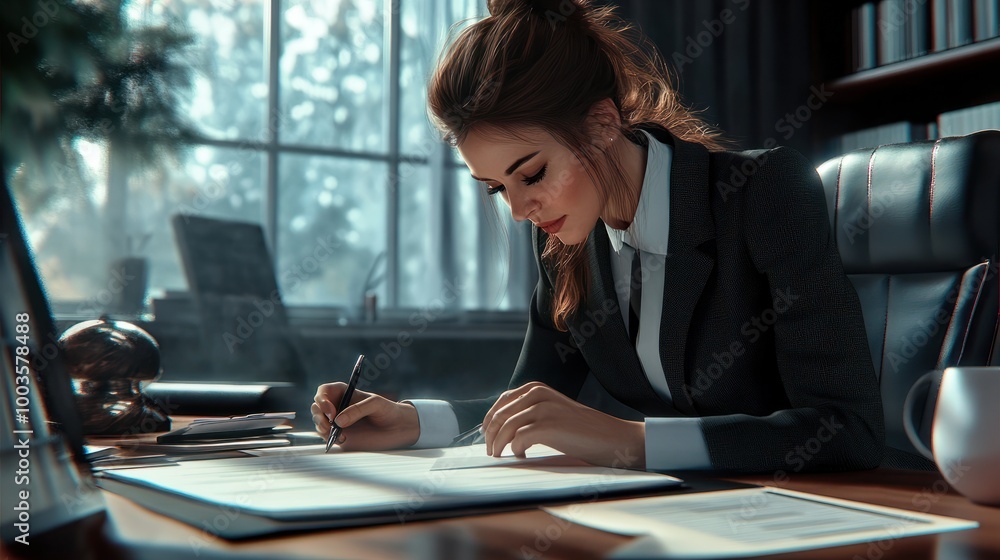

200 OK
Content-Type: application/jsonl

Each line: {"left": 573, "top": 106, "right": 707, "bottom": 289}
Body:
{"left": 487, "top": 0, "right": 586, "bottom": 24}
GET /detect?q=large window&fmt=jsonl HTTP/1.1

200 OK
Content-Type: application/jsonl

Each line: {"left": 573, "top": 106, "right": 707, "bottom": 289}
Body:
{"left": 15, "top": 0, "right": 534, "bottom": 320}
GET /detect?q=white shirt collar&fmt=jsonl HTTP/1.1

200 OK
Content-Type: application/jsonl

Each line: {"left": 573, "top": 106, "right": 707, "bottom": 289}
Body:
{"left": 604, "top": 128, "right": 672, "bottom": 256}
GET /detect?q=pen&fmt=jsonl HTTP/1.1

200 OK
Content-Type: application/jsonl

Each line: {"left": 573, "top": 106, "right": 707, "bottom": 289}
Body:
{"left": 449, "top": 423, "right": 484, "bottom": 447}
{"left": 325, "top": 354, "right": 365, "bottom": 452}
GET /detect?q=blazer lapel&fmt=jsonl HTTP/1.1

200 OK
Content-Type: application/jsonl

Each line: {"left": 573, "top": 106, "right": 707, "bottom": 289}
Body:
{"left": 577, "top": 224, "right": 682, "bottom": 417}
{"left": 644, "top": 127, "right": 718, "bottom": 416}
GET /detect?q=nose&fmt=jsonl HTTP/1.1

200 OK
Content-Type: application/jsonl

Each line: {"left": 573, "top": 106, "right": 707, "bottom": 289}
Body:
{"left": 505, "top": 184, "right": 539, "bottom": 223}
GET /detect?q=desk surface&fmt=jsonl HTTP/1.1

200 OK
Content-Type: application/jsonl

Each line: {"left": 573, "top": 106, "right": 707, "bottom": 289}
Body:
{"left": 59, "top": 467, "right": 997, "bottom": 559}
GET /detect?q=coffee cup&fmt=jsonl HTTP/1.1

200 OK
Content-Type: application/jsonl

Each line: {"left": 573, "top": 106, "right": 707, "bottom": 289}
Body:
{"left": 904, "top": 367, "right": 1000, "bottom": 506}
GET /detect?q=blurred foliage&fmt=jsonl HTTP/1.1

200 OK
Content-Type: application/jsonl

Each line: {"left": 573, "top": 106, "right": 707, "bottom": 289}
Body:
{"left": 1, "top": 0, "right": 195, "bottom": 212}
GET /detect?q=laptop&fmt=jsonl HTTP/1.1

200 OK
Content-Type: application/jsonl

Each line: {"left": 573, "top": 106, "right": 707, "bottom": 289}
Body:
{"left": 169, "top": 213, "right": 308, "bottom": 386}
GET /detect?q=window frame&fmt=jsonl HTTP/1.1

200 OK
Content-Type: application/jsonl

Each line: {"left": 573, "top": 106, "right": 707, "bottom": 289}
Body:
{"left": 121, "top": 0, "right": 536, "bottom": 324}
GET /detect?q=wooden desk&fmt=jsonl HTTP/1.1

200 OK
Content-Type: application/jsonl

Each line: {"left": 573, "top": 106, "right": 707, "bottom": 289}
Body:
{"left": 74, "top": 468, "right": 1000, "bottom": 559}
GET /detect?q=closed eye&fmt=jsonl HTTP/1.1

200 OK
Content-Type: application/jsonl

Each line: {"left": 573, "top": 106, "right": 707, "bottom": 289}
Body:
{"left": 484, "top": 165, "right": 547, "bottom": 196}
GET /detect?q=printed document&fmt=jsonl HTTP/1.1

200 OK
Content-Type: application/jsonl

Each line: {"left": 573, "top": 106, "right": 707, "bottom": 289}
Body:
{"left": 544, "top": 487, "right": 978, "bottom": 558}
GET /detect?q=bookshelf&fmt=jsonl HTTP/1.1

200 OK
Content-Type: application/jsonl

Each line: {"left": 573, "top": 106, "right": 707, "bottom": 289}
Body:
{"left": 809, "top": 0, "right": 1000, "bottom": 160}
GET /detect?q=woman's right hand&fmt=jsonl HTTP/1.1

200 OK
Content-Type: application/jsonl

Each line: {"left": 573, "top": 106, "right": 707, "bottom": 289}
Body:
{"left": 311, "top": 383, "right": 421, "bottom": 451}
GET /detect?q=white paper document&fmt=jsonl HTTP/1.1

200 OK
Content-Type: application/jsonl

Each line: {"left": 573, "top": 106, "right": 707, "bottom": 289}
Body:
{"left": 544, "top": 487, "right": 978, "bottom": 558}
{"left": 243, "top": 442, "right": 577, "bottom": 469}
{"left": 428, "top": 443, "right": 567, "bottom": 470}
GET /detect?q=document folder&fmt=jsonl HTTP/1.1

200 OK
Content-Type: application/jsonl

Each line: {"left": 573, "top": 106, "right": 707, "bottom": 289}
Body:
{"left": 96, "top": 444, "right": 683, "bottom": 539}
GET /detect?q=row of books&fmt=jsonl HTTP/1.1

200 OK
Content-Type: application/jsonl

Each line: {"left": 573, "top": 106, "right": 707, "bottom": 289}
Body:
{"left": 831, "top": 101, "right": 1000, "bottom": 153}
{"left": 851, "top": 0, "right": 1000, "bottom": 72}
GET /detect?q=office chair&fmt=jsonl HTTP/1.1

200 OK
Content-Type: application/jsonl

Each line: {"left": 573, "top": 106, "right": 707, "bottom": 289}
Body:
{"left": 816, "top": 130, "right": 1000, "bottom": 470}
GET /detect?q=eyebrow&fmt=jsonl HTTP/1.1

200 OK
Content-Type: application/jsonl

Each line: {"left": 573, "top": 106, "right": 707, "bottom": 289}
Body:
{"left": 470, "top": 151, "right": 541, "bottom": 182}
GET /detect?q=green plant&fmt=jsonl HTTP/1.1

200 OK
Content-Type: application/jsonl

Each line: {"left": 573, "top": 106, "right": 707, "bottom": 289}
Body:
{"left": 2, "top": 0, "right": 196, "bottom": 212}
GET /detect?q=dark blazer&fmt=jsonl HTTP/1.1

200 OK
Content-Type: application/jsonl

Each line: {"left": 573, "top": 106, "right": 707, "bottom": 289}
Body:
{"left": 451, "top": 125, "right": 885, "bottom": 473}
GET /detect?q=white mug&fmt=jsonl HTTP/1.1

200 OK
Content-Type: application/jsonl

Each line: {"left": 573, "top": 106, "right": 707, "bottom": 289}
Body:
{"left": 904, "top": 367, "right": 1000, "bottom": 506}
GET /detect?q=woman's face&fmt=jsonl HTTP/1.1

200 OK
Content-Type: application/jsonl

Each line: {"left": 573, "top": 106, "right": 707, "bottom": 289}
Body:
{"left": 457, "top": 126, "right": 603, "bottom": 246}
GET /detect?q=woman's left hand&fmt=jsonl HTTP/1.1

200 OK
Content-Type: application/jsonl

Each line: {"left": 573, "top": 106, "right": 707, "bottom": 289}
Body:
{"left": 482, "top": 381, "right": 646, "bottom": 469}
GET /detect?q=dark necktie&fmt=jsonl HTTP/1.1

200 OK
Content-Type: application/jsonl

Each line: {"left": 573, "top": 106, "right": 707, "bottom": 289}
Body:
{"left": 628, "top": 244, "right": 642, "bottom": 347}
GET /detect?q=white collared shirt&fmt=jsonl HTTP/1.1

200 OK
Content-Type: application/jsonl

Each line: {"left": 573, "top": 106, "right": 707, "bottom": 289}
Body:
{"left": 604, "top": 128, "right": 673, "bottom": 405}
{"left": 602, "top": 128, "right": 711, "bottom": 471}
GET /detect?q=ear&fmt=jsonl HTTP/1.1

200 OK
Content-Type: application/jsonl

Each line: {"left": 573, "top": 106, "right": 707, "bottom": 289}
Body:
{"left": 585, "top": 98, "right": 622, "bottom": 143}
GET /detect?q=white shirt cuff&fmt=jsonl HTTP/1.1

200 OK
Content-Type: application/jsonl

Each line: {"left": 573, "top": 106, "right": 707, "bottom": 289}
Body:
{"left": 400, "top": 399, "right": 460, "bottom": 449}
{"left": 645, "top": 417, "right": 713, "bottom": 471}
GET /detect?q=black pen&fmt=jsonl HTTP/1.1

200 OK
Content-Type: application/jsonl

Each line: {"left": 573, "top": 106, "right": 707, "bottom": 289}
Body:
{"left": 325, "top": 354, "right": 365, "bottom": 452}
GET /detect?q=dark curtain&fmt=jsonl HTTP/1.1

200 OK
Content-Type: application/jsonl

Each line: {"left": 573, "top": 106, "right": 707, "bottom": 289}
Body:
{"left": 610, "top": 0, "right": 816, "bottom": 159}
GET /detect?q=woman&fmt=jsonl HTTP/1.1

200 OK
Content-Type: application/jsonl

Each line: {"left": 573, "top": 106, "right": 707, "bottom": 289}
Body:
{"left": 312, "top": 0, "right": 885, "bottom": 473}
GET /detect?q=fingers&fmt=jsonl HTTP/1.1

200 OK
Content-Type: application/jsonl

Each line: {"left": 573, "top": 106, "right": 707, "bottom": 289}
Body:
{"left": 483, "top": 381, "right": 547, "bottom": 437}
{"left": 334, "top": 394, "right": 386, "bottom": 429}
{"left": 490, "top": 406, "right": 541, "bottom": 457}
{"left": 314, "top": 382, "right": 347, "bottom": 424}
{"left": 484, "top": 385, "right": 550, "bottom": 455}
{"left": 310, "top": 401, "right": 333, "bottom": 437}
{"left": 509, "top": 425, "right": 542, "bottom": 458}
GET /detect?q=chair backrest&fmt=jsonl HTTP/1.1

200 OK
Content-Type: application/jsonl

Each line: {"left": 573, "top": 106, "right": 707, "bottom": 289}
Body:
{"left": 817, "top": 130, "right": 1000, "bottom": 468}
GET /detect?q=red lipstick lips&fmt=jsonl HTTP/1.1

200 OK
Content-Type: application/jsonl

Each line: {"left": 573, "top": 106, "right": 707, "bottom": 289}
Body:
{"left": 536, "top": 215, "right": 567, "bottom": 234}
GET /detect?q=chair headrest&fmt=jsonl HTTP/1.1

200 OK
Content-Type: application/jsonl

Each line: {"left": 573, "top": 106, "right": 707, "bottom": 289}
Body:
{"left": 817, "top": 130, "right": 1000, "bottom": 274}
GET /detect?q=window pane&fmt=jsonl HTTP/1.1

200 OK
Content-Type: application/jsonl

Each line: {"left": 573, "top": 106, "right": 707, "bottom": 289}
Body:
{"left": 453, "top": 167, "right": 519, "bottom": 310}
{"left": 451, "top": 165, "right": 490, "bottom": 309}
{"left": 277, "top": 155, "right": 387, "bottom": 307}
{"left": 12, "top": 142, "right": 265, "bottom": 310}
{"left": 280, "top": 0, "right": 385, "bottom": 151}
{"left": 397, "top": 163, "right": 519, "bottom": 311}
{"left": 11, "top": 139, "right": 112, "bottom": 304}
{"left": 399, "top": 0, "right": 485, "bottom": 156}
{"left": 131, "top": 146, "right": 266, "bottom": 296}
{"left": 397, "top": 164, "right": 435, "bottom": 307}
{"left": 125, "top": 0, "right": 268, "bottom": 141}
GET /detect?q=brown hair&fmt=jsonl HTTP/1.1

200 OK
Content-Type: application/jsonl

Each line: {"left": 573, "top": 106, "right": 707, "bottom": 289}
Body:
{"left": 427, "top": 0, "right": 728, "bottom": 331}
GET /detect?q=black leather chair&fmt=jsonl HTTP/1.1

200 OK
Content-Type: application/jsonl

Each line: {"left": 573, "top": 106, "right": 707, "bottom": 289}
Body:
{"left": 816, "top": 130, "right": 1000, "bottom": 469}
